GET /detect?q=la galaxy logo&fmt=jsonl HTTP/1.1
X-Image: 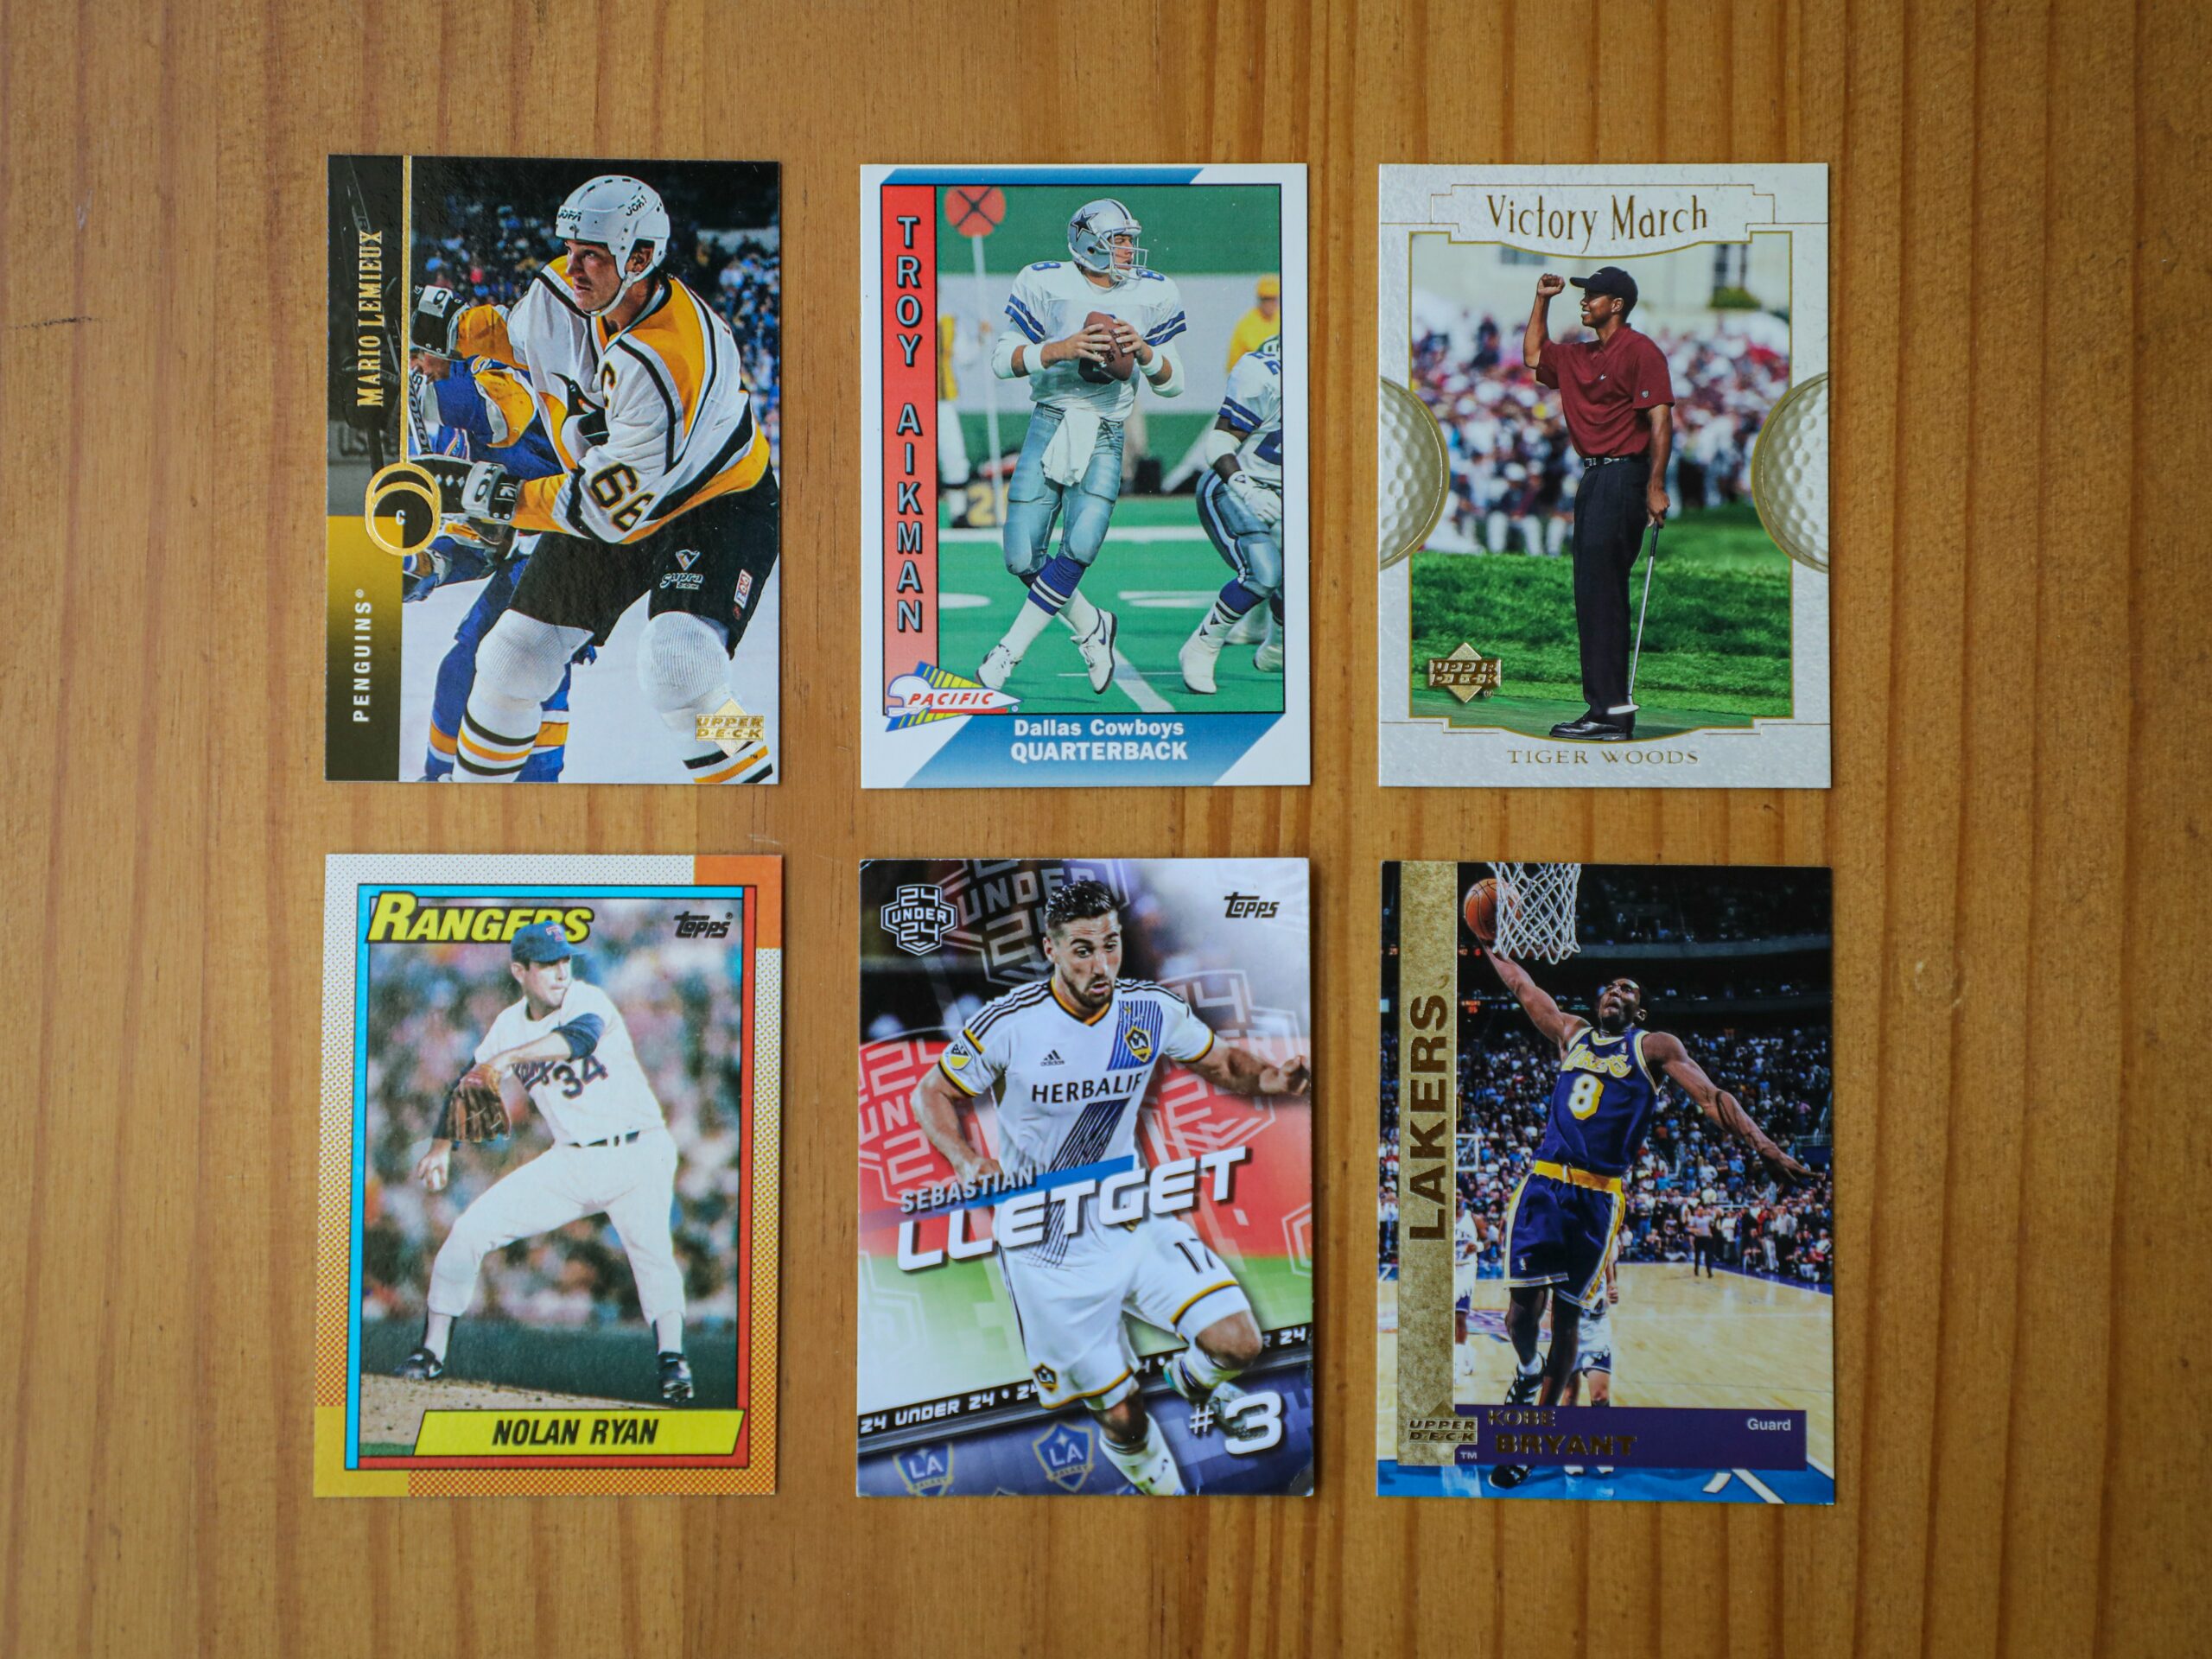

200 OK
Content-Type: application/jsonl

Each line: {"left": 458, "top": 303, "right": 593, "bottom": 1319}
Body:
{"left": 1124, "top": 1026, "right": 1154, "bottom": 1064}
{"left": 894, "top": 1443, "right": 956, "bottom": 1497}
{"left": 1032, "top": 1420, "right": 1095, "bottom": 1492}
{"left": 880, "top": 883, "right": 957, "bottom": 956}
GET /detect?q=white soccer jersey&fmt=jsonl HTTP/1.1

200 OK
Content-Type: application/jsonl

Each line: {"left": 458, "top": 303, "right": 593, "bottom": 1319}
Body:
{"left": 998, "top": 262, "right": 1188, "bottom": 420}
{"left": 474, "top": 979, "right": 664, "bottom": 1145}
{"left": 1217, "top": 345, "right": 1284, "bottom": 489}
{"left": 936, "top": 976, "right": 1215, "bottom": 1269}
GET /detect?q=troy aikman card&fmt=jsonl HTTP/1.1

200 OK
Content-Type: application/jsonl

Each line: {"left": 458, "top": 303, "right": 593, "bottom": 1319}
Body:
{"left": 327, "top": 156, "right": 782, "bottom": 784}
{"left": 859, "top": 167, "right": 1310, "bottom": 789}
{"left": 316, "top": 855, "right": 781, "bottom": 1497}
{"left": 1377, "top": 166, "right": 1830, "bottom": 787}
{"left": 858, "top": 859, "right": 1315, "bottom": 1495}
{"left": 1378, "top": 861, "right": 1836, "bottom": 1503}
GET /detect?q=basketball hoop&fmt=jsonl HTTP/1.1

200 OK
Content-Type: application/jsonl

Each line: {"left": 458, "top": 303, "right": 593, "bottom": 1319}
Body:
{"left": 1489, "top": 862, "right": 1582, "bottom": 963}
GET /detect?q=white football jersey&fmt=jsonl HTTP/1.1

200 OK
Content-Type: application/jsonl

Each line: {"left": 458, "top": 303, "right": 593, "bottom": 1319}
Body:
{"left": 936, "top": 976, "right": 1215, "bottom": 1268}
{"left": 1217, "top": 345, "right": 1285, "bottom": 489}
{"left": 474, "top": 979, "right": 664, "bottom": 1144}
{"left": 999, "top": 261, "right": 1188, "bottom": 420}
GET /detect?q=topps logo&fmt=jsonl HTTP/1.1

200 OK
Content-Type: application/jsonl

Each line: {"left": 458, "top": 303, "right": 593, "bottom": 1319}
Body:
{"left": 673, "top": 910, "right": 734, "bottom": 939}
{"left": 1224, "top": 893, "right": 1279, "bottom": 919}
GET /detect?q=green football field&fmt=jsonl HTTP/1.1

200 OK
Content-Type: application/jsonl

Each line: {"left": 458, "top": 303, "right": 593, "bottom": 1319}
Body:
{"left": 1408, "top": 502, "right": 1795, "bottom": 738}
{"left": 937, "top": 496, "right": 1284, "bottom": 716}
{"left": 858, "top": 1250, "right": 1310, "bottom": 1412}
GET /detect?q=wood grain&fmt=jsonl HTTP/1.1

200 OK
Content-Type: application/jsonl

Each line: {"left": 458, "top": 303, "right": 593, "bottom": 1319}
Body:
{"left": 2, "top": 0, "right": 2206, "bottom": 1652}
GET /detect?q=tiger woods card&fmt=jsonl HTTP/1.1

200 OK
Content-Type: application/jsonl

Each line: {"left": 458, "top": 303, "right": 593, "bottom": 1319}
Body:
{"left": 1378, "top": 861, "right": 1836, "bottom": 1503}
{"left": 327, "top": 156, "right": 782, "bottom": 785}
{"left": 316, "top": 854, "right": 780, "bottom": 1497}
{"left": 1376, "top": 165, "right": 1831, "bottom": 787}
{"left": 859, "top": 166, "right": 1310, "bottom": 789}
{"left": 858, "top": 859, "right": 1315, "bottom": 1494}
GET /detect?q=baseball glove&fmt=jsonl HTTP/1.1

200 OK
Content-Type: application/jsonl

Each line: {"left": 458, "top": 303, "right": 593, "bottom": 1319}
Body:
{"left": 443, "top": 1062, "right": 509, "bottom": 1142}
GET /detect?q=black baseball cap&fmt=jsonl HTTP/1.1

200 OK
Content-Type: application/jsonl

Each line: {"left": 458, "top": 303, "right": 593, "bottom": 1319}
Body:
{"left": 1571, "top": 266, "right": 1639, "bottom": 307}
{"left": 511, "top": 920, "right": 577, "bottom": 963}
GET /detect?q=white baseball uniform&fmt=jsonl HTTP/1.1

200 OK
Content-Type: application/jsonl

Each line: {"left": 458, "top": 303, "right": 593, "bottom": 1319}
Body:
{"left": 935, "top": 976, "right": 1251, "bottom": 1411}
{"left": 425, "top": 978, "right": 686, "bottom": 1326}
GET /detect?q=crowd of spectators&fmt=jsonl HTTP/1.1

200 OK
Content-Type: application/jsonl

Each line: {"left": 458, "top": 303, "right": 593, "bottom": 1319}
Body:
{"left": 1407, "top": 298, "right": 1789, "bottom": 554}
{"left": 359, "top": 906, "right": 749, "bottom": 1332}
{"left": 1571, "top": 870, "right": 1827, "bottom": 946}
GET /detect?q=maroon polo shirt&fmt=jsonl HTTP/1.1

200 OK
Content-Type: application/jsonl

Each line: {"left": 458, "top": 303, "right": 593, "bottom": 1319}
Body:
{"left": 1532, "top": 323, "right": 1675, "bottom": 457}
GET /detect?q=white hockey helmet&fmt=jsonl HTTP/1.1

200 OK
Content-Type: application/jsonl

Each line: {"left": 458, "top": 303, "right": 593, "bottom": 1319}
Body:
{"left": 555, "top": 175, "right": 671, "bottom": 313}
{"left": 1067, "top": 198, "right": 1147, "bottom": 284}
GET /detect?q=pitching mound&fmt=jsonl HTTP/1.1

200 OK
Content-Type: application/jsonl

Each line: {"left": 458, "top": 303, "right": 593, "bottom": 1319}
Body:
{"left": 361, "top": 1372, "right": 643, "bottom": 1449}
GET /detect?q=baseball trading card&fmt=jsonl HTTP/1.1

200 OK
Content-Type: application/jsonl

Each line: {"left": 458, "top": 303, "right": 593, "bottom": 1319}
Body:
{"left": 858, "top": 859, "right": 1315, "bottom": 1494}
{"left": 327, "top": 156, "right": 782, "bottom": 784}
{"left": 1378, "top": 861, "right": 1836, "bottom": 1503}
{"left": 1377, "top": 165, "right": 1831, "bottom": 787}
{"left": 859, "top": 167, "right": 1310, "bottom": 789}
{"left": 315, "top": 854, "right": 780, "bottom": 1497}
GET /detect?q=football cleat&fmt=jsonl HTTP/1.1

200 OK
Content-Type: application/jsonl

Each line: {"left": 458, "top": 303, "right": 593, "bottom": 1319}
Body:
{"left": 977, "top": 644, "right": 1017, "bottom": 691}
{"left": 393, "top": 1346, "right": 445, "bottom": 1382}
{"left": 1488, "top": 1366, "right": 1543, "bottom": 1488}
{"left": 658, "top": 1351, "right": 695, "bottom": 1404}
{"left": 1179, "top": 632, "right": 1222, "bottom": 695}
{"left": 1076, "top": 607, "right": 1118, "bottom": 695}
{"left": 1227, "top": 608, "right": 1269, "bottom": 646}
{"left": 1253, "top": 638, "right": 1283, "bottom": 674}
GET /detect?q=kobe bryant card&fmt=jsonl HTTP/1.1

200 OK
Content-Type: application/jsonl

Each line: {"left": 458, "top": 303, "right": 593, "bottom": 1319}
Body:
{"left": 315, "top": 854, "right": 781, "bottom": 1497}
{"left": 1378, "top": 861, "right": 1836, "bottom": 1503}
{"left": 1376, "top": 165, "right": 1831, "bottom": 787}
{"left": 859, "top": 167, "right": 1310, "bottom": 789}
{"left": 858, "top": 859, "right": 1314, "bottom": 1495}
{"left": 326, "top": 156, "right": 783, "bottom": 785}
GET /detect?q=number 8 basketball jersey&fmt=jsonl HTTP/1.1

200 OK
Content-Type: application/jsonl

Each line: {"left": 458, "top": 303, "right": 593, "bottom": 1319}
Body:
{"left": 1536, "top": 1027, "right": 1662, "bottom": 1178}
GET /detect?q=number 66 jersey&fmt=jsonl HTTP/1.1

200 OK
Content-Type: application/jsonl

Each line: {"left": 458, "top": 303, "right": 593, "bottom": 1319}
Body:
{"left": 474, "top": 978, "right": 666, "bottom": 1143}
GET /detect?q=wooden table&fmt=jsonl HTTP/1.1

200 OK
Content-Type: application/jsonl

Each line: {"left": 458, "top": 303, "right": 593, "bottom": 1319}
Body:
{"left": 2, "top": 0, "right": 2202, "bottom": 1651}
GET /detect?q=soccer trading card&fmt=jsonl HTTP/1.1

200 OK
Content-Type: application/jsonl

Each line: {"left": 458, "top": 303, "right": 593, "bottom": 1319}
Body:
{"left": 857, "top": 860, "right": 1315, "bottom": 1495}
{"left": 1378, "top": 861, "right": 1836, "bottom": 1503}
{"left": 859, "top": 167, "right": 1310, "bottom": 788}
{"left": 1376, "top": 166, "right": 1831, "bottom": 787}
{"left": 326, "top": 156, "right": 783, "bottom": 784}
{"left": 315, "top": 855, "right": 780, "bottom": 1497}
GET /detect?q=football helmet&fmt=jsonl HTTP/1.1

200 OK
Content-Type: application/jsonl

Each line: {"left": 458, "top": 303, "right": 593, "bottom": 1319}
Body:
{"left": 555, "top": 175, "right": 671, "bottom": 314}
{"left": 1067, "top": 198, "right": 1146, "bottom": 285}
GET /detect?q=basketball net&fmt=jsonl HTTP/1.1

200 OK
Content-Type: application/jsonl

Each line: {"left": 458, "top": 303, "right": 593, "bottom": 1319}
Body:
{"left": 1489, "top": 862, "right": 1582, "bottom": 963}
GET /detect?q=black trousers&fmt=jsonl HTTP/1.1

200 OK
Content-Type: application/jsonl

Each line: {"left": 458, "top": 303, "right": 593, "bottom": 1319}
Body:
{"left": 1568, "top": 455, "right": 1651, "bottom": 715}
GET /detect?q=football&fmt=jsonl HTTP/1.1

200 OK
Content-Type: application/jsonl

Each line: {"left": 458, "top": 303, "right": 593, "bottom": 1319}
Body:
{"left": 1076, "top": 310, "right": 1137, "bottom": 383}
{"left": 1463, "top": 877, "right": 1499, "bottom": 945}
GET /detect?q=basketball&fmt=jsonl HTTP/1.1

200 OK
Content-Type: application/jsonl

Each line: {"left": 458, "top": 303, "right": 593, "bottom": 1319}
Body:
{"left": 1463, "top": 877, "right": 1498, "bottom": 944}
{"left": 1076, "top": 310, "right": 1137, "bottom": 383}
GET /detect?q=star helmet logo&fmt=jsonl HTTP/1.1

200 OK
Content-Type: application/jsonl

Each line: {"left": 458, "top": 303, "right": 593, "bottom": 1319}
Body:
{"left": 893, "top": 1443, "right": 956, "bottom": 1497}
{"left": 1032, "top": 1420, "right": 1094, "bottom": 1493}
{"left": 880, "top": 883, "right": 957, "bottom": 956}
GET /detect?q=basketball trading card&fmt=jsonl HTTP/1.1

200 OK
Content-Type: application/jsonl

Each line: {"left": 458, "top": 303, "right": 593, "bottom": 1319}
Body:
{"left": 315, "top": 854, "right": 780, "bottom": 1497}
{"left": 1377, "top": 861, "right": 1836, "bottom": 1503}
{"left": 327, "top": 156, "right": 782, "bottom": 784}
{"left": 1376, "top": 165, "right": 1830, "bottom": 787}
{"left": 857, "top": 859, "right": 1314, "bottom": 1494}
{"left": 859, "top": 167, "right": 1309, "bottom": 788}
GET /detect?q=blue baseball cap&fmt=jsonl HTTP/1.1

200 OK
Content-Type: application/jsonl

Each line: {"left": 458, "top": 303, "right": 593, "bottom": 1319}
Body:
{"left": 511, "top": 920, "right": 577, "bottom": 963}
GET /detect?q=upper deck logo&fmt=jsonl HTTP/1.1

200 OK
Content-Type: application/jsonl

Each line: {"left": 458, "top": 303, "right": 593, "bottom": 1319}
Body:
{"left": 1032, "top": 1420, "right": 1095, "bottom": 1492}
{"left": 880, "top": 883, "right": 957, "bottom": 956}
{"left": 886, "top": 664, "right": 1020, "bottom": 729}
{"left": 1223, "top": 892, "right": 1279, "bottom": 918}
{"left": 1426, "top": 643, "right": 1503, "bottom": 703}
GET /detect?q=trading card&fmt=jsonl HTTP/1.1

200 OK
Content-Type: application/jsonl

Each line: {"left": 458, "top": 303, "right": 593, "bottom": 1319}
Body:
{"left": 1376, "top": 165, "right": 1830, "bottom": 786}
{"left": 858, "top": 859, "right": 1314, "bottom": 1494}
{"left": 327, "top": 156, "right": 782, "bottom": 784}
{"left": 859, "top": 167, "right": 1309, "bottom": 788}
{"left": 315, "top": 855, "right": 780, "bottom": 1497}
{"left": 1378, "top": 861, "right": 1835, "bottom": 1503}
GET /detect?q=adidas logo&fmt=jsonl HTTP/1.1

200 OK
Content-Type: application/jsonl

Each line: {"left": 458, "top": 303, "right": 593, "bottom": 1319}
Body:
{"left": 1040, "top": 1050, "right": 1065, "bottom": 1066}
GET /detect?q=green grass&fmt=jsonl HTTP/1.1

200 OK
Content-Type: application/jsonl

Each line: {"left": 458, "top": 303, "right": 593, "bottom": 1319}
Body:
{"left": 936, "top": 496, "right": 1284, "bottom": 715}
{"left": 1408, "top": 502, "right": 1794, "bottom": 733}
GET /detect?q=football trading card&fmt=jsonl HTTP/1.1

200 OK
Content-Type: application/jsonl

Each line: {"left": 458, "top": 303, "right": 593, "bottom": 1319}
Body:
{"left": 859, "top": 167, "right": 1310, "bottom": 788}
{"left": 858, "top": 859, "right": 1314, "bottom": 1494}
{"left": 315, "top": 855, "right": 780, "bottom": 1497}
{"left": 327, "top": 156, "right": 782, "bottom": 784}
{"left": 1376, "top": 165, "right": 1831, "bottom": 787}
{"left": 1378, "top": 861, "right": 1836, "bottom": 1503}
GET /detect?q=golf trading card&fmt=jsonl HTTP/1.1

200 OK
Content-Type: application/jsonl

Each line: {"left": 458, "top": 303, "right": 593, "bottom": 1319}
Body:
{"left": 860, "top": 167, "right": 1310, "bottom": 789}
{"left": 315, "top": 855, "right": 781, "bottom": 1497}
{"left": 1378, "top": 861, "right": 1836, "bottom": 1503}
{"left": 327, "top": 156, "right": 783, "bottom": 785}
{"left": 857, "top": 860, "right": 1315, "bottom": 1495}
{"left": 1376, "top": 165, "right": 1831, "bottom": 787}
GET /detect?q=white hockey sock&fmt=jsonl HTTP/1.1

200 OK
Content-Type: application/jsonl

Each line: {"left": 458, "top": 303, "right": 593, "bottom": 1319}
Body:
{"left": 457, "top": 616, "right": 586, "bottom": 781}
{"left": 1101, "top": 1417, "right": 1186, "bottom": 1495}
{"left": 639, "top": 613, "right": 769, "bottom": 784}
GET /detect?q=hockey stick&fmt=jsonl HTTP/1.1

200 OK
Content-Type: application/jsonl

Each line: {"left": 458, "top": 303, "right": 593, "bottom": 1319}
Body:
{"left": 1626, "top": 522, "right": 1662, "bottom": 704}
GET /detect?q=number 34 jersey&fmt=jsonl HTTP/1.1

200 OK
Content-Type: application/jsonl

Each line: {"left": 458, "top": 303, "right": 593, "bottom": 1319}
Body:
{"left": 474, "top": 978, "right": 664, "bottom": 1145}
{"left": 1535, "top": 1025, "right": 1662, "bottom": 1179}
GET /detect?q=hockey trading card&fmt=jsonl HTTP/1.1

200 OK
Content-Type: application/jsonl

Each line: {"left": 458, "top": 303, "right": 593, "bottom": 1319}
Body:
{"left": 1377, "top": 166, "right": 1830, "bottom": 787}
{"left": 315, "top": 855, "right": 780, "bottom": 1497}
{"left": 858, "top": 859, "right": 1314, "bottom": 1495}
{"left": 860, "top": 167, "right": 1310, "bottom": 788}
{"left": 1378, "top": 861, "right": 1836, "bottom": 1503}
{"left": 327, "top": 156, "right": 782, "bottom": 784}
